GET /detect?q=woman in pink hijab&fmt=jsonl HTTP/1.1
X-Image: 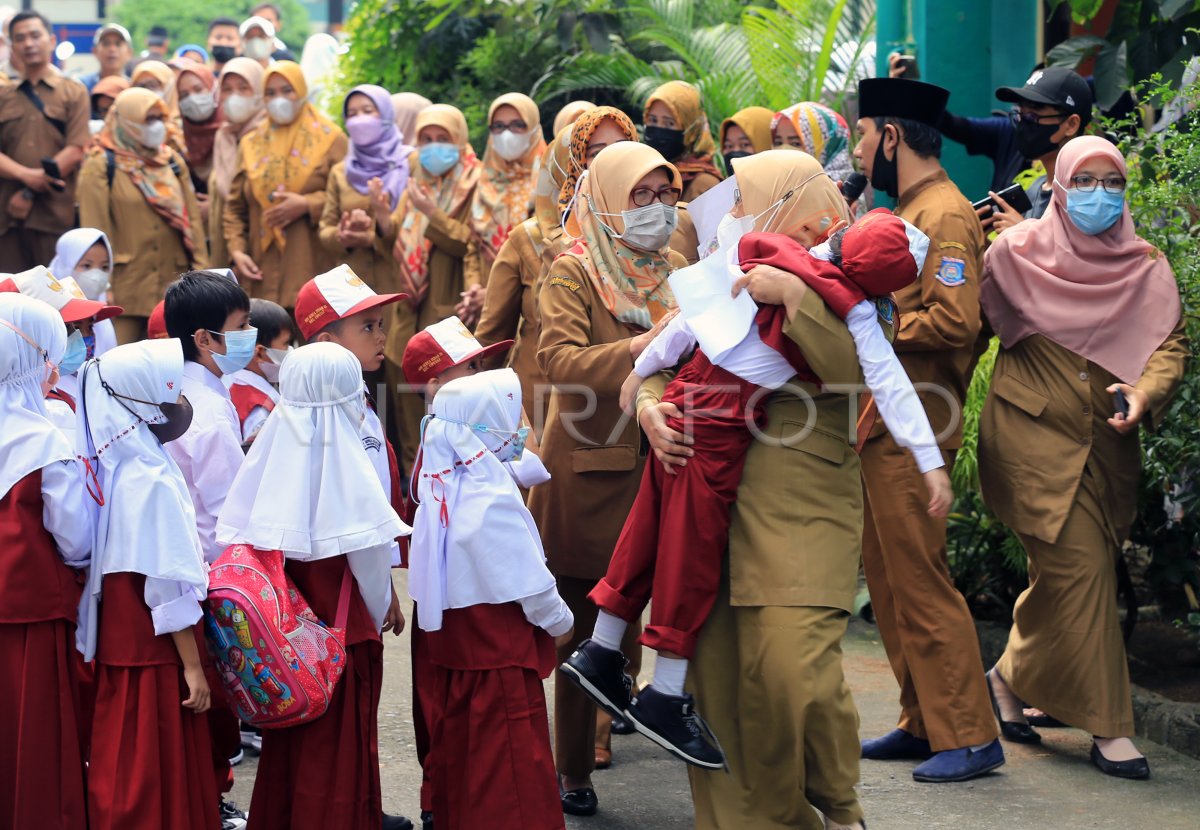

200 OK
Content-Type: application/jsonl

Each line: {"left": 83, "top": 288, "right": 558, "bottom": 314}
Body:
{"left": 977, "top": 135, "right": 1187, "bottom": 780}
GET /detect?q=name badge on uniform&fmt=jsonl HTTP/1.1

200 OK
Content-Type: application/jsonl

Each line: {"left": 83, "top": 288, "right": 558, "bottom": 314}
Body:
{"left": 936, "top": 256, "right": 966, "bottom": 287}
{"left": 875, "top": 297, "right": 896, "bottom": 324}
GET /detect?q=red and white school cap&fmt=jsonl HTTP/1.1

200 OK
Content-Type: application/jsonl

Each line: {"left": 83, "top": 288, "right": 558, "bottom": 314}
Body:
{"left": 293, "top": 264, "right": 408, "bottom": 340}
{"left": 11, "top": 266, "right": 123, "bottom": 324}
{"left": 401, "top": 316, "right": 512, "bottom": 388}
{"left": 147, "top": 300, "right": 168, "bottom": 339}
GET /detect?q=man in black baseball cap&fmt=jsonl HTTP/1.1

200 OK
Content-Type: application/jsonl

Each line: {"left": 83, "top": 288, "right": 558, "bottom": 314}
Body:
{"left": 854, "top": 76, "right": 1005, "bottom": 786}
{"left": 991, "top": 66, "right": 1093, "bottom": 225}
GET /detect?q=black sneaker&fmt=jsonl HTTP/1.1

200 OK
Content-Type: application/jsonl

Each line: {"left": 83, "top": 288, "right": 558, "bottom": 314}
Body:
{"left": 421, "top": 810, "right": 434, "bottom": 830}
{"left": 610, "top": 714, "right": 637, "bottom": 735}
{"left": 558, "top": 638, "right": 634, "bottom": 719}
{"left": 219, "top": 799, "right": 247, "bottom": 830}
{"left": 624, "top": 685, "right": 726, "bottom": 770}
{"left": 382, "top": 813, "right": 414, "bottom": 830}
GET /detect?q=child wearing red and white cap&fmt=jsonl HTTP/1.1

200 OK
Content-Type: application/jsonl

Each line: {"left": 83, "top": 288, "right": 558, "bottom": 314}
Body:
{"left": 400, "top": 316, "right": 513, "bottom": 400}
{"left": 10, "top": 266, "right": 124, "bottom": 439}
{"left": 562, "top": 209, "right": 952, "bottom": 770}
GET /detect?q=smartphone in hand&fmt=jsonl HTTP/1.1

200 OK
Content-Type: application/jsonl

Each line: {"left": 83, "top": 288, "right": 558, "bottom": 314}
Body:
{"left": 41, "top": 157, "right": 64, "bottom": 192}
{"left": 1113, "top": 388, "right": 1129, "bottom": 418}
{"left": 972, "top": 182, "right": 1033, "bottom": 218}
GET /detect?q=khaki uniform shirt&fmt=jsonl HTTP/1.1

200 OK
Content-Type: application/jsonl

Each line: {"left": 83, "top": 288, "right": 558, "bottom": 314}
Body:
{"left": 317, "top": 162, "right": 400, "bottom": 296}
{"left": 0, "top": 67, "right": 89, "bottom": 235}
{"left": 979, "top": 323, "right": 1187, "bottom": 546}
{"left": 529, "top": 252, "right": 686, "bottom": 580}
{"left": 879, "top": 168, "right": 984, "bottom": 450}
{"left": 222, "top": 132, "right": 349, "bottom": 307}
{"left": 77, "top": 150, "right": 208, "bottom": 317}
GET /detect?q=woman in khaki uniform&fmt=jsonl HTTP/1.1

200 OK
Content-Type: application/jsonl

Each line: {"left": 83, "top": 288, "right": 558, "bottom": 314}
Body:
{"left": 530, "top": 141, "right": 687, "bottom": 815}
{"left": 78, "top": 88, "right": 207, "bottom": 343}
{"left": 642, "top": 80, "right": 722, "bottom": 201}
{"left": 638, "top": 150, "right": 872, "bottom": 830}
{"left": 474, "top": 124, "right": 572, "bottom": 433}
{"left": 380, "top": 104, "right": 482, "bottom": 474}
{"left": 208, "top": 59, "right": 265, "bottom": 269}
{"left": 317, "top": 85, "right": 411, "bottom": 296}
{"left": 223, "top": 61, "right": 347, "bottom": 308}
{"left": 978, "top": 137, "right": 1187, "bottom": 779}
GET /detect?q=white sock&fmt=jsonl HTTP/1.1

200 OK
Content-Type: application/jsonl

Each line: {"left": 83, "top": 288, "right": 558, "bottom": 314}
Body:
{"left": 969, "top": 741, "right": 994, "bottom": 751}
{"left": 591, "top": 611, "right": 627, "bottom": 651}
{"left": 653, "top": 655, "right": 689, "bottom": 697}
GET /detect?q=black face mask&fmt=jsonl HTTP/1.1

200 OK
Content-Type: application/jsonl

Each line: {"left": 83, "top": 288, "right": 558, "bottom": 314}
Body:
{"left": 723, "top": 150, "right": 752, "bottom": 173}
{"left": 210, "top": 44, "right": 238, "bottom": 64}
{"left": 1014, "top": 119, "right": 1062, "bottom": 161}
{"left": 644, "top": 125, "right": 685, "bottom": 161}
{"left": 97, "top": 363, "right": 195, "bottom": 445}
{"left": 869, "top": 127, "right": 899, "bottom": 199}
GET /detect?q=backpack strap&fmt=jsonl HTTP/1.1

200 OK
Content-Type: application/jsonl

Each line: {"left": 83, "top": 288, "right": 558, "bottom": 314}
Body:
{"left": 105, "top": 148, "right": 115, "bottom": 189}
{"left": 334, "top": 564, "right": 354, "bottom": 630}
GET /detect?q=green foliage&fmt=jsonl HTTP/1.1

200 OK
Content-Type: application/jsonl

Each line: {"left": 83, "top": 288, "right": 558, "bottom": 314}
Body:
{"left": 112, "top": 0, "right": 310, "bottom": 54}
{"left": 1108, "top": 75, "right": 1200, "bottom": 614}
{"left": 1046, "top": 0, "right": 1200, "bottom": 108}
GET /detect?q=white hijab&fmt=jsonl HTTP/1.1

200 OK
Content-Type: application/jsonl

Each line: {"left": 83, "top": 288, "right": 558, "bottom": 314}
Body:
{"left": 410, "top": 369, "right": 555, "bottom": 632}
{"left": 48, "top": 228, "right": 113, "bottom": 294}
{"left": 215, "top": 342, "right": 410, "bottom": 628}
{"left": 75, "top": 339, "right": 208, "bottom": 660}
{"left": 0, "top": 293, "right": 72, "bottom": 501}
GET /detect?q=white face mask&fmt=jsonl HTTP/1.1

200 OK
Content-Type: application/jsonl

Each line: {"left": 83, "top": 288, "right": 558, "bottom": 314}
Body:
{"left": 592, "top": 199, "right": 679, "bottom": 252}
{"left": 244, "top": 37, "right": 273, "bottom": 61}
{"left": 136, "top": 119, "right": 167, "bottom": 150}
{"left": 492, "top": 129, "right": 530, "bottom": 162}
{"left": 266, "top": 96, "right": 298, "bottom": 125}
{"left": 74, "top": 267, "right": 112, "bottom": 300}
{"left": 180, "top": 90, "right": 216, "bottom": 122}
{"left": 260, "top": 346, "right": 290, "bottom": 385}
{"left": 88, "top": 118, "right": 105, "bottom": 136}
{"left": 222, "top": 94, "right": 258, "bottom": 124}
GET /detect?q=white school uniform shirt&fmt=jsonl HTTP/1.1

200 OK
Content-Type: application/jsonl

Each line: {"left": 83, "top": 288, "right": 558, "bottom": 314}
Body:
{"left": 222, "top": 368, "right": 281, "bottom": 444}
{"left": 634, "top": 300, "right": 944, "bottom": 474}
{"left": 361, "top": 389, "right": 402, "bottom": 567}
{"left": 166, "top": 362, "right": 246, "bottom": 563}
{"left": 41, "top": 458, "right": 93, "bottom": 568}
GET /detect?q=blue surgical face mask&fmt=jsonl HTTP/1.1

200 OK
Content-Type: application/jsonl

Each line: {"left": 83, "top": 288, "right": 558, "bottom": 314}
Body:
{"left": 59, "top": 329, "right": 87, "bottom": 376}
{"left": 420, "top": 142, "right": 460, "bottom": 176}
{"left": 437, "top": 416, "right": 529, "bottom": 462}
{"left": 1063, "top": 186, "right": 1124, "bottom": 235}
{"left": 207, "top": 327, "right": 259, "bottom": 375}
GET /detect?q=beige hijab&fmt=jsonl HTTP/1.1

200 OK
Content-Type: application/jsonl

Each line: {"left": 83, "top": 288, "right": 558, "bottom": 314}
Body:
{"left": 391, "top": 91, "right": 432, "bottom": 143}
{"left": 730, "top": 149, "right": 850, "bottom": 243}
{"left": 211, "top": 58, "right": 266, "bottom": 200}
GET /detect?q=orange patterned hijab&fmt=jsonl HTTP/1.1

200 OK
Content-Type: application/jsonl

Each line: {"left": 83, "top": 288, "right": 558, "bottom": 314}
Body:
{"left": 241, "top": 61, "right": 343, "bottom": 252}
{"left": 95, "top": 88, "right": 203, "bottom": 261}
{"left": 393, "top": 105, "right": 481, "bottom": 305}
{"left": 470, "top": 93, "right": 547, "bottom": 269}
{"left": 557, "top": 106, "right": 638, "bottom": 218}
{"left": 561, "top": 142, "right": 680, "bottom": 330}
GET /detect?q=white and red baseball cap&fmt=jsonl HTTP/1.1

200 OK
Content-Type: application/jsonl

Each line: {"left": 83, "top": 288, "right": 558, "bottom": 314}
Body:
{"left": 401, "top": 316, "right": 513, "bottom": 388}
{"left": 11, "top": 266, "right": 123, "bottom": 323}
{"left": 294, "top": 264, "right": 408, "bottom": 340}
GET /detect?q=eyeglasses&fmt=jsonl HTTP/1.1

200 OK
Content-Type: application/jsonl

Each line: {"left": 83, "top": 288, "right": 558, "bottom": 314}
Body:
{"left": 488, "top": 120, "right": 528, "bottom": 134}
{"left": 631, "top": 185, "right": 682, "bottom": 207}
{"left": 1009, "top": 108, "right": 1066, "bottom": 126}
{"left": 1070, "top": 174, "right": 1127, "bottom": 193}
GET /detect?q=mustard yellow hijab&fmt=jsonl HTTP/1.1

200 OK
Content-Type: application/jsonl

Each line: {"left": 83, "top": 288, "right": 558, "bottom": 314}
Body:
{"left": 720, "top": 106, "right": 775, "bottom": 153}
{"left": 242, "top": 61, "right": 343, "bottom": 252}
{"left": 562, "top": 142, "right": 680, "bottom": 329}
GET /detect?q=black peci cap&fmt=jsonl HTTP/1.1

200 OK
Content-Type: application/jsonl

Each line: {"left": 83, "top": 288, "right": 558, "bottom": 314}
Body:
{"left": 996, "top": 66, "right": 1093, "bottom": 125}
{"left": 857, "top": 77, "right": 950, "bottom": 127}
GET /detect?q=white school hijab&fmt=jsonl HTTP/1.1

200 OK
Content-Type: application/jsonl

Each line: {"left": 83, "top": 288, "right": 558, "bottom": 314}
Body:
{"left": 215, "top": 342, "right": 410, "bottom": 628}
{"left": 0, "top": 294, "right": 72, "bottom": 501}
{"left": 75, "top": 339, "right": 209, "bottom": 661}
{"left": 410, "top": 368, "right": 555, "bottom": 632}
{"left": 48, "top": 227, "right": 115, "bottom": 301}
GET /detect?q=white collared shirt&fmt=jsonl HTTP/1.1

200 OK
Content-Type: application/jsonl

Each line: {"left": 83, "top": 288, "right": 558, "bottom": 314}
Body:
{"left": 167, "top": 362, "right": 245, "bottom": 563}
{"left": 223, "top": 368, "right": 281, "bottom": 443}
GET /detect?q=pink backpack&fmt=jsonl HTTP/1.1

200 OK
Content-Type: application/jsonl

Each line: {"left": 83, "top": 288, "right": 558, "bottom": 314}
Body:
{"left": 204, "top": 544, "right": 352, "bottom": 728}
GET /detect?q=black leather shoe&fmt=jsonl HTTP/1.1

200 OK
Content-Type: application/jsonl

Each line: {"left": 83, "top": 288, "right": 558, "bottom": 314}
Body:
{"left": 560, "top": 783, "right": 599, "bottom": 816}
{"left": 610, "top": 714, "right": 637, "bottom": 735}
{"left": 1090, "top": 743, "right": 1150, "bottom": 780}
{"left": 986, "top": 672, "right": 1041, "bottom": 745}
{"left": 559, "top": 639, "right": 634, "bottom": 719}
{"left": 420, "top": 810, "right": 434, "bottom": 830}
{"left": 382, "top": 814, "right": 414, "bottom": 830}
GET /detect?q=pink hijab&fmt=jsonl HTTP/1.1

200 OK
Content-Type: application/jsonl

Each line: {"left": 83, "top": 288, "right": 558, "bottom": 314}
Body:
{"left": 981, "top": 136, "right": 1180, "bottom": 383}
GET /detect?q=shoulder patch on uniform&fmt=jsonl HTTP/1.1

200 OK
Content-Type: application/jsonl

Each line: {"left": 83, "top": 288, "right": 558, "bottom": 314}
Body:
{"left": 936, "top": 256, "right": 966, "bottom": 287}
{"left": 874, "top": 297, "right": 896, "bottom": 324}
{"left": 549, "top": 275, "right": 581, "bottom": 292}
{"left": 938, "top": 240, "right": 967, "bottom": 251}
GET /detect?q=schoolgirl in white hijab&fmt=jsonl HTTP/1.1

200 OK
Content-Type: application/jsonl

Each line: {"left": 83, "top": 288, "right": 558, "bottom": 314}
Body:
{"left": 48, "top": 228, "right": 118, "bottom": 356}
{"left": 215, "top": 341, "right": 411, "bottom": 628}
{"left": 410, "top": 368, "right": 571, "bottom": 635}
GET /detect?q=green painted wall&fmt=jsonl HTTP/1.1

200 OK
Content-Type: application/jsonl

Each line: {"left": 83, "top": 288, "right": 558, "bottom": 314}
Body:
{"left": 875, "top": 0, "right": 1041, "bottom": 199}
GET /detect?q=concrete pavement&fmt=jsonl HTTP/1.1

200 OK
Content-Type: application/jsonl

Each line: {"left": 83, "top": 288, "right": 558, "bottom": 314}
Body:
{"left": 229, "top": 575, "right": 1200, "bottom": 828}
